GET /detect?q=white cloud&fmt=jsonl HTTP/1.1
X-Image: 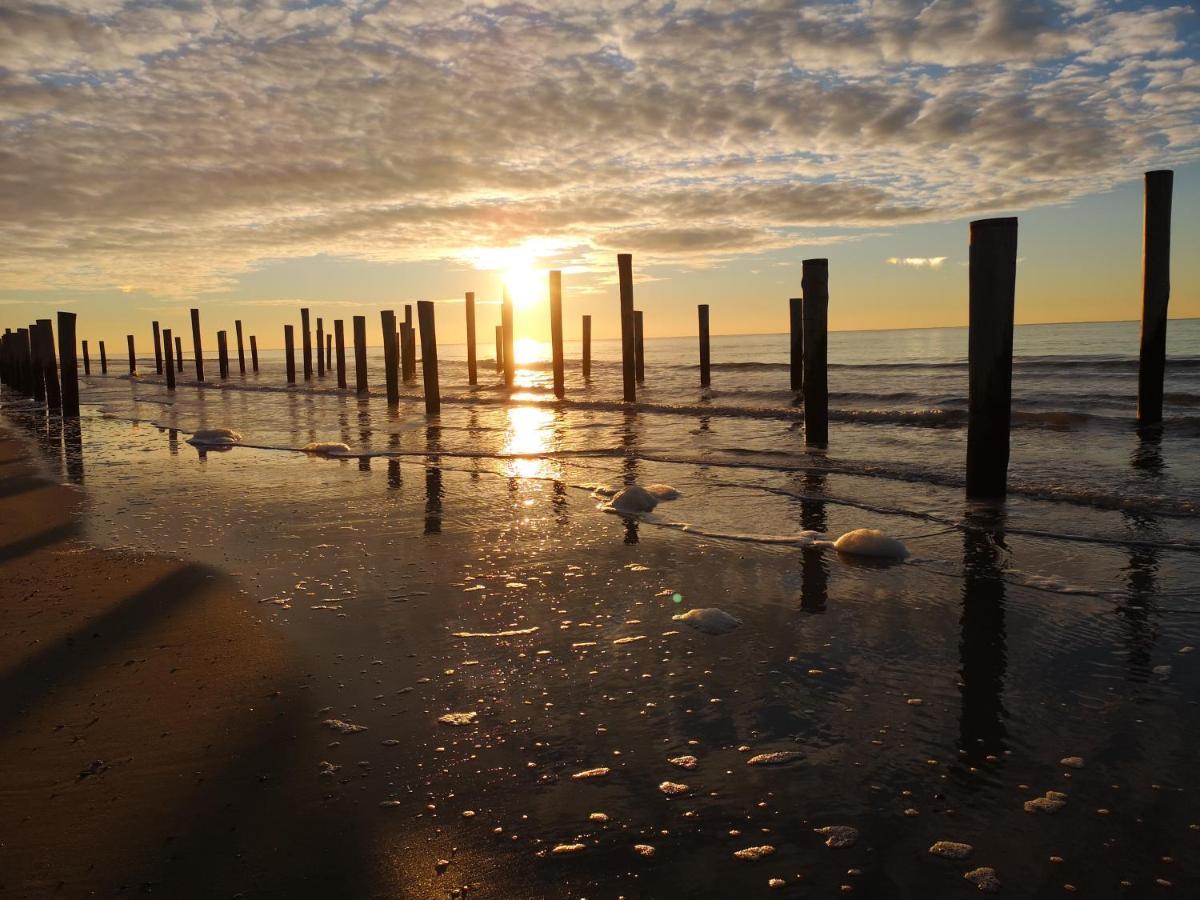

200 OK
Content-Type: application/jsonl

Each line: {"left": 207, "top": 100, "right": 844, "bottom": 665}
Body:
{"left": 887, "top": 256, "right": 948, "bottom": 268}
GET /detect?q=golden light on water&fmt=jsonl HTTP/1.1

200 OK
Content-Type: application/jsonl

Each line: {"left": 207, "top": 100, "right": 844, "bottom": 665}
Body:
{"left": 512, "top": 337, "right": 548, "bottom": 365}
{"left": 503, "top": 405, "right": 555, "bottom": 480}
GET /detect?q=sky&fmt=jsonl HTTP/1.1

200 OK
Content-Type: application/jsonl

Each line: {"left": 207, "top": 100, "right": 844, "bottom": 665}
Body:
{"left": 1, "top": 0, "right": 1198, "bottom": 349}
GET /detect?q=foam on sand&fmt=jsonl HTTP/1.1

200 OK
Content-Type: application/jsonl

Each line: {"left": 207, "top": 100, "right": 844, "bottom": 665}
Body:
{"left": 645, "top": 483, "right": 681, "bottom": 500}
{"left": 301, "top": 441, "right": 352, "bottom": 456}
{"left": 815, "top": 825, "right": 859, "bottom": 848}
{"left": 733, "top": 845, "right": 776, "bottom": 861}
{"left": 187, "top": 428, "right": 242, "bottom": 447}
{"left": 832, "top": 528, "right": 909, "bottom": 560}
{"left": 672, "top": 608, "right": 741, "bottom": 635}
{"left": 609, "top": 485, "right": 660, "bottom": 514}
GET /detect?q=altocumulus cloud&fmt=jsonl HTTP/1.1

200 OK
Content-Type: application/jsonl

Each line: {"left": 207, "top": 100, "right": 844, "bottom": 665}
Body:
{"left": 887, "top": 257, "right": 948, "bottom": 268}
{"left": 0, "top": 0, "right": 1197, "bottom": 295}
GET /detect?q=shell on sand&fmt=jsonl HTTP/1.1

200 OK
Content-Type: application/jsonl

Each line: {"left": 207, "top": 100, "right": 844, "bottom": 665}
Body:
{"left": 610, "top": 485, "right": 659, "bottom": 514}
{"left": 672, "top": 608, "right": 742, "bottom": 635}
{"left": 832, "top": 528, "right": 909, "bottom": 560}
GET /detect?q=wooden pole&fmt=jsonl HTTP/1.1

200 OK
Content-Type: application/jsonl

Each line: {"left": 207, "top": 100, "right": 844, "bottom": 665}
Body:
{"left": 235, "top": 320, "right": 246, "bottom": 374}
{"left": 190, "top": 308, "right": 204, "bottom": 381}
{"left": 465, "top": 291, "right": 478, "bottom": 385}
{"left": 152, "top": 321, "right": 163, "bottom": 374}
{"left": 316, "top": 317, "right": 325, "bottom": 377}
{"left": 501, "top": 287, "right": 515, "bottom": 389}
{"left": 163, "top": 328, "right": 176, "bottom": 390}
{"left": 250, "top": 335, "right": 259, "bottom": 372}
{"left": 618, "top": 253, "right": 636, "bottom": 402}
{"left": 301, "top": 307, "right": 313, "bottom": 381}
{"left": 16, "top": 328, "right": 31, "bottom": 397}
{"left": 57, "top": 313, "right": 79, "bottom": 416}
{"left": 382, "top": 310, "right": 399, "bottom": 406}
{"left": 1137, "top": 170, "right": 1173, "bottom": 426}
{"left": 217, "top": 330, "right": 229, "bottom": 379}
{"left": 399, "top": 319, "right": 412, "bottom": 382}
{"left": 550, "top": 271, "right": 565, "bottom": 399}
{"left": 29, "top": 324, "right": 45, "bottom": 403}
{"left": 417, "top": 300, "right": 440, "bottom": 415}
{"left": 582, "top": 315, "right": 591, "bottom": 379}
{"left": 36, "top": 320, "right": 61, "bottom": 410}
{"left": 495, "top": 324, "right": 503, "bottom": 373}
{"left": 334, "top": 320, "right": 347, "bottom": 389}
{"left": 174, "top": 336, "right": 183, "bottom": 372}
{"left": 284, "top": 325, "right": 296, "bottom": 384}
{"left": 99, "top": 340, "right": 107, "bottom": 374}
{"left": 698, "top": 304, "right": 711, "bottom": 388}
{"left": 802, "top": 259, "right": 829, "bottom": 447}
{"left": 325, "top": 333, "right": 332, "bottom": 373}
{"left": 789, "top": 297, "right": 803, "bottom": 393}
{"left": 403, "top": 305, "right": 415, "bottom": 381}
{"left": 634, "top": 309, "right": 645, "bottom": 383}
{"left": 353, "top": 315, "right": 368, "bottom": 394}
{"left": 81, "top": 340, "right": 91, "bottom": 376}
{"left": 966, "top": 217, "right": 1018, "bottom": 499}
{"left": 127, "top": 334, "right": 136, "bottom": 375}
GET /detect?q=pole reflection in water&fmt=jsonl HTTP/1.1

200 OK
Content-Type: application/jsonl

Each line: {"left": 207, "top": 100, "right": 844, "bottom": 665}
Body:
{"left": 168, "top": 428, "right": 179, "bottom": 456}
{"left": 387, "top": 459, "right": 401, "bottom": 490}
{"left": 1118, "top": 512, "right": 1159, "bottom": 683}
{"left": 424, "top": 424, "right": 443, "bottom": 534}
{"left": 63, "top": 418, "right": 83, "bottom": 484}
{"left": 620, "top": 409, "right": 639, "bottom": 487}
{"left": 958, "top": 508, "right": 1009, "bottom": 766}
{"left": 799, "top": 470, "right": 828, "bottom": 613}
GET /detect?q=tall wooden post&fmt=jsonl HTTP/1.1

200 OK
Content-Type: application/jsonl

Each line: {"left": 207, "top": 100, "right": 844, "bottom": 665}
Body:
{"left": 163, "top": 328, "right": 176, "bottom": 390}
{"left": 29, "top": 324, "right": 46, "bottom": 403}
{"left": 190, "top": 308, "right": 204, "bottom": 381}
{"left": 235, "top": 320, "right": 246, "bottom": 374}
{"left": 99, "top": 340, "right": 108, "bottom": 374}
{"left": 802, "top": 259, "right": 829, "bottom": 447}
{"left": 966, "top": 218, "right": 1018, "bottom": 499}
{"left": 403, "top": 305, "right": 415, "bottom": 381}
{"left": 550, "top": 271, "right": 565, "bottom": 399}
{"left": 399, "top": 320, "right": 412, "bottom": 382}
{"left": 495, "top": 325, "right": 504, "bottom": 373}
{"left": 334, "top": 320, "right": 347, "bottom": 388}
{"left": 382, "top": 310, "right": 399, "bottom": 406}
{"left": 698, "top": 304, "right": 711, "bottom": 387}
{"left": 57, "top": 312, "right": 79, "bottom": 417}
{"left": 634, "top": 310, "right": 645, "bottom": 383}
{"left": 582, "top": 315, "right": 592, "bottom": 379}
{"left": 81, "top": 340, "right": 91, "bottom": 376}
{"left": 16, "top": 328, "right": 31, "bottom": 397}
{"left": 250, "top": 335, "right": 259, "bottom": 372}
{"left": 501, "top": 287, "right": 515, "bottom": 388}
{"left": 326, "top": 333, "right": 332, "bottom": 373}
{"left": 465, "top": 291, "right": 478, "bottom": 385}
{"left": 36, "top": 320, "right": 61, "bottom": 410}
{"left": 301, "top": 307, "right": 313, "bottom": 381}
{"left": 1137, "top": 170, "right": 1173, "bottom": 426}
{"left": 618, "top": 253, "right": 636, "bottom": 402}
{"left": 353, "top": 315, "right": 368, "bottom": 394}
{"left": 316, "top": 318, "right": 325, "bottom": 377}
{"left": 174, "top": 336, "right": 183, "bottom": 372}
{"left": 284, "top": 325, "right": 296, "bottom": 384}
{"left": 217, "top": 330, "right": 229, "bottom": 379}
{"left": 152, "top": 321, "right": 163, "bottom": 374}
{"left": 127, "top": 335, "right": 136, "bottom": 375}
{"left": 417, "top": 300, "right": 440, "bottom": 415}
{"left": 789, "top": 297, "right": 803, "bottom": 392}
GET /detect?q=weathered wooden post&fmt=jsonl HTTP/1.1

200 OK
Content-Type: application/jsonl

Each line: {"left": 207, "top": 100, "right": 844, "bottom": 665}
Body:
{"left": 334, "top": 320, "right": 347, "bottom": 388}
{"left": 1137, "top": 170, "right": 1173, "bottom": 426}
{"left": 316, "top": 317, "right": 325, "bottom": 377}
{"left": 399, "top": 320, "right": 412, "bottom": 382}
{"left": 217, "top": 330, "right": 229, "bottom": 379}
{"left": 284, "top": 325, "right": 296, "bottom": 384}
{"left": 789, "top": 297, "right": 803, "bottom": 393}
{"left": 301, "top": 307, "right": 313, "bottom": 381}
{"left": 27, "top": 324, "right": 44, "bottom": 403}
{"left": 174, "top": 336, "right": 183, "bottom": 372}
{"left": 382, "top": 310, "right": 400, "bottom": 406}
{"left": 403, "top": 305, "right": 416, "bottom": 381}
{"left": 550, "top": 271, "right": 565, "bottom": 399}
{"left": 325, "top": 334, "right": 332, "bottom": 373}
{"left": 966, "top": 218, "right": 1018, "bottom": 498}
{"left": 127, "top": 335, "right": 136, "bottom": 375}
{"left": 163, "top": 328, "right": 176, "bottom": 390}
{"left": 495, "top": 324, "right": 504, "bottom": 373}
{"left": 81, "top": 340, "right": 91, "bottom": 376}
{"left": 501, "top": 287, "right": 515, "bottom": 389}
{"left": 99, "top": 340, "right": 108, "bottom": 374}
{"left": 802, "top": 259, "right": 829, "bottom": 447}
{"left": 250, "top": 335, "right": 259, "bottom": 372}
{"left": 57, "top": 313, "right": 79, "bottom": 416}
{"left": 36, "top": 320, "right": 61, "bottom": 409}
{"left": 152, "top": 321, "right": 163, "bottom": 374}
{"left": 16, "top": 328, "right": 32, "bottom": 397}
{"left": 618, "top": 253, "right": 636, "bottom": 402}
{"left": 465, "top": 291, "right": 478, "bottom": 385}
{"left": 235, "top": 320, "right": 246, "bottom": 374}
{"left": 190, "top": 308, "right": 204, "bottom": 381}
{"left": 582, "top": 315, "right": 591, "bottom": 379}
{"left": 698, "top": 304, "right": 711, "bottom": 387}
{"left": 418, "top": 300, "right": 440, "bottom": 415}
{"left": 353, "top": 315, "right": 368, "bottom": 394}
{"left": 634, "top": 310, "right": 645, "bottom": 384}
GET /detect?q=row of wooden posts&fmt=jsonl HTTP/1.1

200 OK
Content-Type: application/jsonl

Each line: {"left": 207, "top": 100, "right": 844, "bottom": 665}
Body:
{"left": 0, "top": 171, "right": 1176, "bottom": 501}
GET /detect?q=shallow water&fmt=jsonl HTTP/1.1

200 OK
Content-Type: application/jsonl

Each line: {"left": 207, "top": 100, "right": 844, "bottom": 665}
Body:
{"left": 3, "top": 319, "right": 1200, "bottom": 897}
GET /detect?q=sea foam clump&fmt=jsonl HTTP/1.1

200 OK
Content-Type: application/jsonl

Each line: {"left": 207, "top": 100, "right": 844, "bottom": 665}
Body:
{"left": 610, "top": 485, "right": 660, "bottom": 514}
{"left": 645, "top": 483, "right": 681, "bottom": 500}
{"left": 302, "top": 441, "right": 351, "bottom": 456}
{"left": 672, "top": 608, "right": 741, "bottom": 635}
{"left": 832, "top": 528, "right": 909, "bottom": 560}
{"left": 187, "top": 428, "right": 242, "bottom": 447}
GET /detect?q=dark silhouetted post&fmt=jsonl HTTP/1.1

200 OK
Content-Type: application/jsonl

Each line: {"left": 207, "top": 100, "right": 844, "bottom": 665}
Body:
{"left": 618, "top": 253, "right": 636, "bottom": 402}
{"left": 582, "top": 315, "right": 591, "bottom": 379}
{"left": 174, "top": 336, "right": 183, "bottom": 372}
{"left": 465, "top": 291, "right": 478, "bottom": 385}
{"left": 316, "top": 317, "right": 325, "bottom": 377}
{"left": 789, "top": 297, "right": 803, "bottom": 392}
{"left": 16, "top": 328, "right": 31, "bottom": 397}
{"left": 966, "top": 218, "right": 1018, "bottom": 499}
{"left": 36, "top": 320, "right": 60, "bottom": 410}
{"left": 301, "top": 307, "right": 313, "bottom": 381}
{"left": 382, "top": 310, "right": 399, "bottom": 406}
{"left": 57, "top": 312, "right": 79, "bottom": 416}
{"left": 190, "top": 308, "right": 204, "bottom": 381}
{"left": 353, "top": 315, "right": 368, "bottom": 395}
{"left": 82, "top": 340, "right": 91, "bottom": 376}
{"left": 325, "top": 334, "right": 332, "bottom": 373}
{"left": 99, "top": 340, "right": 108, "bottom": 374}
{"left": 802, "top": 259, "right": 829, "bottom": 447}
{"left": 334, "top": 320, "right": 346, "bottom": 388}
{"left": 152, "top": 321, "right": 163, "bottom": 374}
{"left": 399, "top": 320, "right": 412, "bottom": 382}
{"left": 250, "top": 335, "right": 259, "bottom": 372}
{"left": 284, "top": 325, "right": 296, "bottom": 384}
{"left": 127, "top": 335, "right": 136, "bottom": 375}
{"left": 418, "top": 300, "right": 440, "bottom": 415}
{"left": 550, "top": 271, "right": 565, "bottom": 399}
{"left": 1138, "top": 170, "right": 1173, "bottom": 426}
{"left": 217, "top": 330, "right": 229, "bottom": 379}
{"left": 163, "top": 328, "right": 176, "bottom": 390}
{"left": 634, "top": 310, "right": 646, "bottom": 384}
{"left": 698, "top": 304, "right": 711, "bottom": 388}
{"left": 235, "top": 320, "right": 246, "bottom": 374}
{"left": 29, "top": 324, "right": 45, "bottom": 403}
{"left": 501, "top": 287, "right": 515, "bottom": 389}
{"left": 495, "top": 324, "right": 503, "bottom": 373}
{"left": 403, "top": 305, "right": 415, "bottom": 381}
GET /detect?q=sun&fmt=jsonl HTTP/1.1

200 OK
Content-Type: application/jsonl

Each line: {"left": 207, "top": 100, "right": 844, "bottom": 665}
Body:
{"left": 503, "top": 264, "right": 545, "bottom": 310}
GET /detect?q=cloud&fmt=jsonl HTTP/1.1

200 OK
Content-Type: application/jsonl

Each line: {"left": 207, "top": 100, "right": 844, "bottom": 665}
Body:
{"left": 0, "top": 0, "right": 1196, "bottom": 298}
{"left": 887, "top": 256, "right": 948, "bottom": 268}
